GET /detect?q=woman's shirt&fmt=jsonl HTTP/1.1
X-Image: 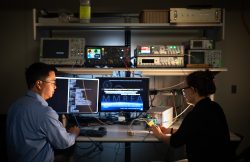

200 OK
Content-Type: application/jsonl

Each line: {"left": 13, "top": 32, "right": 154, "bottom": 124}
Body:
{"left": 170, "top": 97, "right": 231, "bottom": 162}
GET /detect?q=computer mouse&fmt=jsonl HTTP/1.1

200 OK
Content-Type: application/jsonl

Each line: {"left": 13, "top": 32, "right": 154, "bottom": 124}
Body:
{"left": 98, "top": 126, "right": 107, "bottom": 132}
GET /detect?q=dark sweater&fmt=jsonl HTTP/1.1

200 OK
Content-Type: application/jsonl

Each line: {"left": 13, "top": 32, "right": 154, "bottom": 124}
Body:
{"left": 170, "top": 97, "right": 231, "bottom": 162}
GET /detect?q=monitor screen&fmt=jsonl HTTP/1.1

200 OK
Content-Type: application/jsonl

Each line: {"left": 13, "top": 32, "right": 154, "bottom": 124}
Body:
{"left": 47, "top": 77, "right": 99, "bottom": 114}
{"left": 98, "top": 77, "right": 150, "bottom": 112}
{"left": 140, "top": 46, "right": 151, "bottom": 54}
{"left": 189, "top": 51, "right": 205, "bottom": 64}
{"left": 86, "top": 47, "right": 102, "bottom": 59}
{"left": 42, "top": 39, "right": 69, "bottom": 58}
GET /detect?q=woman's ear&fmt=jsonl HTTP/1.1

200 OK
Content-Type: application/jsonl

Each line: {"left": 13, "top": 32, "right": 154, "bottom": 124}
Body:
{"left": 190, "top": 86, "right": 196, "bottom": 94}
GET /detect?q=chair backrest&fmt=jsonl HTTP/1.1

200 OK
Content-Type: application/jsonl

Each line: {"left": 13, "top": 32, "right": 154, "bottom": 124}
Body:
{"left": 235, "top": 146, "right": 250, "bottom": 162}
{"left": 230, "top": 131, "right": 244, "bottom": 161}
{"left": 0, "top": 114, "right": 7, "bottom": 161}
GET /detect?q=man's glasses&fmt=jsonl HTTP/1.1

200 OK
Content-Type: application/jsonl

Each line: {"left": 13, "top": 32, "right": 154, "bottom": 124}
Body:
{"left": 41, "top": 80, "right": 56, "bottom": 86}
{"left": 182, "top": 86, "right": 190, "bottom": 91}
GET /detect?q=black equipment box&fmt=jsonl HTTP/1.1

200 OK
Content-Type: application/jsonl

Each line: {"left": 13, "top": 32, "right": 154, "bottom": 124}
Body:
{"left": 85, "top": 46, "right": 131, "bottom": 67}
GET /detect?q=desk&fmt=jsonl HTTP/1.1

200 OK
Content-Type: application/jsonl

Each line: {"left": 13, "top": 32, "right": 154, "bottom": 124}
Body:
{"left": 76, "top": 124, "right": 157, "bottom": 162}
{"left": 76, "top": 120, "right": 241, "bottom": 162}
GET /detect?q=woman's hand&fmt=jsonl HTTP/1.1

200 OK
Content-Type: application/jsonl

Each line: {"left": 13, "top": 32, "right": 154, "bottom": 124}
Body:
{"left": 150, "top": 125, "right": 164, "bottom": 140}
{"left": 159, "top": 126, "right": 172, "bottom": 134}
{"left": 150, "top": 125, "right": 172, "bottom": 144}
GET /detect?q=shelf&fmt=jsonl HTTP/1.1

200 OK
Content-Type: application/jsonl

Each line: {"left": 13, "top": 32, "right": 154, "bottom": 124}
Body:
{"left": 36, "top": 22, "right": 223, "bottom": 29}
{"left": 33, "top": 8, "right": 227, "bottom": 76}
{"left": 33, "top": 9, "right": 225, "bottom": 40}
{"left": 34, "top": 22, "right": 224, "bottom": 40}
{"left": 56, "top": 67, "right": 228, "bottom": 76}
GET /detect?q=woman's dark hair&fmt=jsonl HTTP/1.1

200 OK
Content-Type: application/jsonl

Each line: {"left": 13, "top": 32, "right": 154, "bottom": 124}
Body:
{"left": 186, "top": 69, "right": 216, "bottom": 96}
{"left": 25, "top": 62, "right": 57, "bottom": 89}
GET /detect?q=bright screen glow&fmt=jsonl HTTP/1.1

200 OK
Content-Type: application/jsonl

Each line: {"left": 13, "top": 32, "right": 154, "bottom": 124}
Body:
{"left": 47, "top": 77, "right": 99, "bottom": 114}
{"left": 140, "top": 46, "right": 151, "bottom": 54}
{"left": 86, "top": 48, "right": 101, "bottom": 59}
{"left": 98, "top": 77, "right": 150, "bottom": 112}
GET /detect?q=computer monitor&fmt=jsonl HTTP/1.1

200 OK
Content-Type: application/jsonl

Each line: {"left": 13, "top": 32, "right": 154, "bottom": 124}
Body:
{"left": 98, "top": 77, "right": 150, "bottom": 112}
{"left": 47, "top": 77, "right": 99, "bottom": 114}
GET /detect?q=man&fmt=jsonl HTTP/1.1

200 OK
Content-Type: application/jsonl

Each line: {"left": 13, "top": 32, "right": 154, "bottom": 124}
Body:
{"left": 6, "top": 62, "right": 80, "bottom": 162}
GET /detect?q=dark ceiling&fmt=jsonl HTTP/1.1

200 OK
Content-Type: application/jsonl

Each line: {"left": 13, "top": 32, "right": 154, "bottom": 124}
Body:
{"left": 0, "top": 0, "right": 249, "bottom": 12}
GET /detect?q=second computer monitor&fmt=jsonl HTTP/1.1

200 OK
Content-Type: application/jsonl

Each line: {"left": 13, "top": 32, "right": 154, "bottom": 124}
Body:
{"left": 47, "top": 77, "right": 99, "bottom": 114}
{"left": 98, "top": 77, "right": 150, "bottom": 112}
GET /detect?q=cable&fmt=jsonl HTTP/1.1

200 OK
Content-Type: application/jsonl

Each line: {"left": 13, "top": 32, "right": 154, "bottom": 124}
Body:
{"left": 142, "top": 131, "right": 151, "bottom": 141}
{"left": 72, "top": 113, "right": 104, "bottom": 154}
{"left": 72, "top": 113, "right": 80, "bottom": 127}
{"left": 127, "top": 104, "right": 193, "bottom": 133}
{"left": 81, "top": 79, "right": 108, "bottom": 126}
{"left": 174, "top": 104, "right": 192, "bottom": 119}
{"left": 127, "top": 117, "right": 151, "bottom": 136}
{"left": 76, "top": 143, "right": 103, "bottom": 160}
{"left": 157, "top": 80, "right": 185, "bottom": 92}
{"left": 113, "top": 143, "right": 121, "bottom": 162}
{"left": 162, "top": 104, "right": 193, "bottom": 128}
{"left": 171, "top": 90, "right": 178, "bottom": 118}
{"left": 76, "top": 142, "right": 94, "bottom": 150}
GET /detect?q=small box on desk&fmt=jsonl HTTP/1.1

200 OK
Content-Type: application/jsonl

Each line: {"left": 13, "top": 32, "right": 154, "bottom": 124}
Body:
{"left": 140, "top": 10, "right": 169, "bottom": 23}
{"left": 147, "top": 106, "right": 173, "bottom": 128}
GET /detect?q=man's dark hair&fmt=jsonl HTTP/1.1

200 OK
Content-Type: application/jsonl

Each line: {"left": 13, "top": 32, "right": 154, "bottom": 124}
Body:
{"left": 25, "top": 62, "right": 57, "bottom": 89}
{"left": 186, "top": 69, "right": 216, "bottom": 96}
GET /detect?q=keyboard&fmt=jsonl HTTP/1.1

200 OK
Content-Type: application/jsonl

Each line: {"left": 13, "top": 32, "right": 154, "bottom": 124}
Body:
{"left": 80, "top": 128, "right": 107, "bottom": 137}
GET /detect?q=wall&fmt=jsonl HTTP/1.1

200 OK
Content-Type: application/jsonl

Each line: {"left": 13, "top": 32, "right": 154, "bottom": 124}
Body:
{"left": 216, "top": 9, "right": 250, "bottom": 153}
{"left": 0, "top": 9, "right": 35, "bottom": 113}
{"left": 0, "top": 0, "right": 250, "bottom": 158}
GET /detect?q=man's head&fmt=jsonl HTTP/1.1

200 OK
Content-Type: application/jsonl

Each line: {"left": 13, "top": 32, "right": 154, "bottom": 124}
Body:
{"left": 25, "top": 62, "right": 57, "bottom": 100}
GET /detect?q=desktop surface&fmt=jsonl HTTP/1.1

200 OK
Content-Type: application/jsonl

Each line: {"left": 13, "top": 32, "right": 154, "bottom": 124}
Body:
{"left": 75, "top": 119, "right": 242, "bottom": 162}
{"left": 76, "top": 119, "right": 241, "bottom": 142}
{"left": 76, "top": 124, "right": 158, "bottom": 142}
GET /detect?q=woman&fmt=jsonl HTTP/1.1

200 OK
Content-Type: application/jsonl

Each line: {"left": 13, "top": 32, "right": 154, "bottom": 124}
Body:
{"left": 151, "top": 70, "right": 231, "bottom": 162}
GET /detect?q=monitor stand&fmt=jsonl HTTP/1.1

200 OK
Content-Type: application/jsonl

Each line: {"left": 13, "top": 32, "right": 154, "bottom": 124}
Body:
{"left": 117, "top": 112, "right": 133, "bottom": 124}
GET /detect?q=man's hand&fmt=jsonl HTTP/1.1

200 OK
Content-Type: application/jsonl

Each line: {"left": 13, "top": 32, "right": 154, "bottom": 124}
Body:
{"left": 68, "top": 126, "right": 80, "bottom": 137}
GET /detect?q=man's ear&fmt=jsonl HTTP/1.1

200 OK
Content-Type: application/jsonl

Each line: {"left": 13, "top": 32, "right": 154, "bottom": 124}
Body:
{"left": 35, "top": 80, "right": 42, "bottom": 90}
